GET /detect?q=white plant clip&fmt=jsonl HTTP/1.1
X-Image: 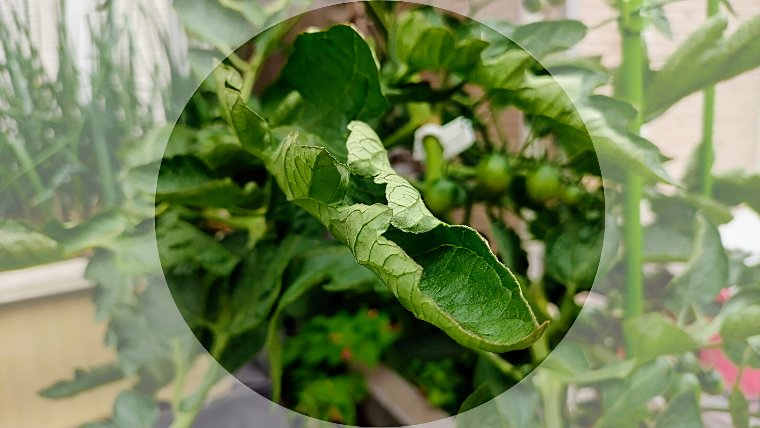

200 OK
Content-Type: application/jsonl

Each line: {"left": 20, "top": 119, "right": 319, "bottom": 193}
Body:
{"left": 413, "top": 116, "right": 476, "bottom": 162}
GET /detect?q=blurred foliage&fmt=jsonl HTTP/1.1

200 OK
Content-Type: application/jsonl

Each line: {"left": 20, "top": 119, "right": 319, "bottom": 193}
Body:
{"left": 0, "top": 1, "right": 756, "bottom": 427}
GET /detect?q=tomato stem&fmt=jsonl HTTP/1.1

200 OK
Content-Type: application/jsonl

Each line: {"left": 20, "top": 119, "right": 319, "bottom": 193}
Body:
{"left": 698, "top": 0, "right": 720, "bottom": 197}
{"left": 423, "top": 135, "right": 445, "bottom": 186}
{"left": 618, "top": 0, "right": 646, "bottom": 324}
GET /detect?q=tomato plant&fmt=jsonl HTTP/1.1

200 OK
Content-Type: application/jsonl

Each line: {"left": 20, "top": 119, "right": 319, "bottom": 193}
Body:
{"left": 2, "top": 0, "right": 757, "bottom": 427}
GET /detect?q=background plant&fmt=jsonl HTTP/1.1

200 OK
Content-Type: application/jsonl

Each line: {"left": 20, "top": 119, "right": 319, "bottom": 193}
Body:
{"left": 2, "top": 0, "right": 759, "bottom": 427}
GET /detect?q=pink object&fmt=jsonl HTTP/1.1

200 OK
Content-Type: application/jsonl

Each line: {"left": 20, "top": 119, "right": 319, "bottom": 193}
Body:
{"left": 715, "top": 287, "right": 736, "bottom": 304}
{"left": 700, "top": 337, "right": 760, "bottom": 398}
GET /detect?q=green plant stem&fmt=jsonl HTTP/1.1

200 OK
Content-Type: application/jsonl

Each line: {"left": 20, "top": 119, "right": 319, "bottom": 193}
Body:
{"left": 90, "top": 107, "right": 118, "bottom": 207}
{"left": 531, "top": 334, "right": 551, "bottom": 362}
{"left": 240, "top": 52, "right": 266, "bottom": 101}
{"left": 169, "top": 303, "right": 231, "bottom": 428}
{"left": 619, "top": 0, "right": 646, "bottom": 322}
{"left": 700, "top": 89, "right": 716, "bottom": 197}
{"left": 623, "top": 174, "right": 644, "bottom": 318}
{"left": 476, "top": 350, "right": 524, "bottom": 380}
{"left": 7, "top": 139, "right": 46, "bottom": 198}
{"left": 384, "top": 119, "right": 421, "bottom": 148}
{"left": 384, "top": 103, "right": 435, "bottom": 148}
{"left": 170, "top": 340, "right": 192, "bottom": 419}
{"left": 535, "top": 371, "right": 563, "bottom": 428}
{"left": 547, "top": 282, "right": 579, "bottom": 337}
{"left": 699, "top": 0, "right": 720, "bottom": 197}
{"left": 365, "top": 1, "right": 389, "bottom": 40}
{"left": 423, "top": 135, "right": 445, "bottom": 185}
{"left": 239, "top": 2, "right": 302, "bottom": 101}
{"left": 169, "top": 333, "right": 229, "bottom": 428}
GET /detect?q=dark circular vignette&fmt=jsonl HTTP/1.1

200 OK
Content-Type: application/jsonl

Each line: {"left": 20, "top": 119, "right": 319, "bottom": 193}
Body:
{"left": 156, "top": 2, "right": 606, "bottom": 426}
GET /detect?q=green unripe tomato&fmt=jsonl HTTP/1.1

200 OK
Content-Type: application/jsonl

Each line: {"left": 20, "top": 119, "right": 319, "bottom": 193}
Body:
{"left": 526, "top": 164, "right": 562, "bottom": 203}
{"left": 560, "top": 185, "right": 584, "bottom": 206}
{"left": 667, "top": 372, "right": 701, "bottom": 398}
{"left": 678, "top": 352, "right": 702, "bottom": 374}
{"left": 523, "top": 0, "right": 543, "bottom": 13}
{"left": 424, "top": 179, "right": 458, "bottom": 215}
{"left": 698, "top": 370, "right": 725, "bottom": 395}
{"left": 476, "top": 153, "right": 512, "bottom": 197}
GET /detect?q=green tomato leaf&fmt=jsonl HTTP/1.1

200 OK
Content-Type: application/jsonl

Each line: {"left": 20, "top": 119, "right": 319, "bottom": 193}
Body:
{"left": 713, "top": 171, "right": 760, "bottom": 215}
{"left": 645, "top": 14, "right": 760, "bottom": 120}
{"left": 596, "top": 358, "right": 674, "bottom": 428}
{"left": 544, "top": 219, "right": 604, "bottom": 289}
{"left": 457, "top": 381, "right": 540, "bottom": 428}
{"left": 646, "top": 3, "right": 674, "bottom": 41}
{"left": 719, "top": 287, "right": 760, "bottom": 368}
{"left": 644, "top": 223, "right": 693, "bottom": 262}
{"left": 449, "top": 38, "right": 490, "bottom": 72}
{"left": 51, "top": 211, "right": 132, "bottom": 256}
{"left": 279, "top": 25, "right": 388, "bottom": 159}
{"left": 729, "top": 387, "right": 750, "bottom": 428}
{"left": 157, "top": 155, "right": 258, "bottom": 208}
{"left": 666, "top": 214, "right": 728, "bottom": 311}
{"left": 320, "top": 123, "right": 547, "bottom": 351}
{"left": 540, "top": 342, "right": 636, "bottom": 385}
{"left": 174, "top": 0, "right": 254, "bottom": 54}
{"left": 225, "top": 93, "right": 272, "bottom": 157}
{"left": 747, "top": 335, "right": 760, "bottom": 358}
{"left": 226, "top": 87, "right": 546, "bottom": 352}
{"left": 510, "top": 20, "right": 588, "bottom": 59}
{"left": 623, "top": 313, "right": 699, "bottom": 362}
{"left": 0, "top": 219, "right": 62, "bottom": 271}
{"left": 39, "top": 364, "right": 124, "bottom": 399}
{"left": 227, "top": 235, "right": 303, "bottom": 335}
{"left": 580, "top": 98, "right": 675, "bottom": 184}
{"left": 653, "top": 389, "right": 703, "bottom": 428}
{"left": 407, "top": 27, "right": 456, "bottom": 71}
{"left": 472, "top": 49, "right": 534, "bottom": 91}
{"left": 156, "top": 212, "right": 240, "bottom": 278}
{"left": 108, "top": 309, "right": 174, "bottom": 376}
{"left": 111, "top": 390, "right": 159, "bottom": 428}
{"left": 489, "top": 74, "right": 674, "bottom": 184}
{"left": 720, "top": 305, "right": 760, "bottom": 343}
{"left": 139, "top": 283, "right": 189, "bottom": 338}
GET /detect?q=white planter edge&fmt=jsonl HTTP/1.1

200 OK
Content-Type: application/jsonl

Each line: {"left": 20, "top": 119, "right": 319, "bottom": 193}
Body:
{"left": 0, "top": 257, "right": 92, "bottom": 305}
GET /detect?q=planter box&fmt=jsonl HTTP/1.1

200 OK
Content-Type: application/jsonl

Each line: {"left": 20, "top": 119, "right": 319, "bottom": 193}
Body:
{"left": 0, "top": 258, "right": 124, "bottom": 428}
{"left": 0, "top": 259, "right": 233, "bottom": 428}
